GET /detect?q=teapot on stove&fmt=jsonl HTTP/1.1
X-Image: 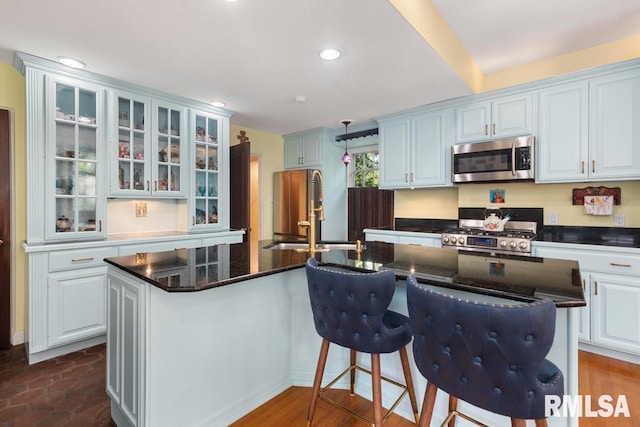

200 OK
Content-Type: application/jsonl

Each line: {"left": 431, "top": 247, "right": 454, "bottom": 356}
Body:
{"left": 483, "top": 208, "right": 510, "bottom": 232}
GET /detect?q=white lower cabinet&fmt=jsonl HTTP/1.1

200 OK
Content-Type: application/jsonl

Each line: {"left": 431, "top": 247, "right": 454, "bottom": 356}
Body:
{"left": 590, "top": 272, "right": 640, "bottom": 354}
{"left": 48, "top": 267, "right": 108, "bottom": 347}
{"left": 534, "top": 242, "right": 640, "bottom": 361}
{"left": 107, "top": 268, "right": 146, "bottom": 427}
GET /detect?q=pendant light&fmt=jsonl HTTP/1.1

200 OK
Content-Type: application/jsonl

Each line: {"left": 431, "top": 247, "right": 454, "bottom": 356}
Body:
{"left": 340, "top": 120, "right": 352, "bottom": 166}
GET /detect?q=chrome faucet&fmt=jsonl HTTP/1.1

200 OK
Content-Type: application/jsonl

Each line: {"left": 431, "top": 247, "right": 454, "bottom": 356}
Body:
{"left": 298, "top": 169, "right": 328, "bottom": 253}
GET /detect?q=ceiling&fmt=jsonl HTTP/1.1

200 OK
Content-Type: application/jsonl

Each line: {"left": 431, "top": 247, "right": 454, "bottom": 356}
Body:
{"left": 1, "top": 0, "right": 639, "bottom": 135}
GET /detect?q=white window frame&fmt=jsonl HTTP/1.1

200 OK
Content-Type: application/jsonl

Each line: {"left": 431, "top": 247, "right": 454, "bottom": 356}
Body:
{"left": 346, "top": 145, "right": 379, "bottom": 188}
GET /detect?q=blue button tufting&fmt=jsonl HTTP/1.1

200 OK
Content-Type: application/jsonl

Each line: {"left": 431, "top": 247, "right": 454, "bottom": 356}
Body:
{"left": 528, "top": 391, "right": 535, "bottom": 398}
{"left": 509, "top": 365, "right": 516, "bottom": 371}
{"left": 329, "top": 289, "right": 334, "bottom": 296}
{"left": 525, "top": 334, "right": 533, "bottom": 341}
{"left": 443, "top": 346, "right": 451, "bottom": 354}
{"left": 374, "top": 332, "right": 380, "bottom": 338}
{"left": 489, "top": 331, "right": 498, "bottom": 338}
{"left": 432, "top": 363, "right": 439, "bottom": 370}
{"left": 348, "top": 292, "right": 354, "bottom": 298}
{"left": 370, "top": 292, "right": 376, "bottom": 298}
{"left": 473, "top": 356, "right": 482, "bottom": 364}
{"left": 460, "top": 376, "right": 468, "bottom": 384}
{"left": 354, "top": 332, "right": 359, "bottom": 339}
{"left": 493, "top": 387, "right": 502, "bottom": 394}
{"left": 455, "top": 323, "right": 462, "bottom": 331}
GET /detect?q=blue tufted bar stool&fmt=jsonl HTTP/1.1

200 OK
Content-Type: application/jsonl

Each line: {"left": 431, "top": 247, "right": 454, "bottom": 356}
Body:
{"left": 305, "top": 258, "right": 419, "bottom": 426}
{"left": 406, "top": 276, "right": 564, "bottom": 427}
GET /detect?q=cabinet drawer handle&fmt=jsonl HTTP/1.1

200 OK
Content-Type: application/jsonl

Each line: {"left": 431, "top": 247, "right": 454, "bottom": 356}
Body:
{"left": 174, "top": 247, "right": 186, "bottom": 251}
{"left": 410, "top": 172, "right": 414, "bottom": 182}
{"left": 582, "top": 279, "right": 586, "bottom": 291}
{"left": 0, "top": 239, "right": 4, "bottom": 245}
{"left": 146, "top": 180, "right": 150, "bottom": 191}
{"left": 592, "top": 160, "right": 595, "bottom": 173}
{"left": 610, "top": 263, "right": 631, "bottom": 268}
{"left": 192, "top": 216, "right": 196, "bottom": 226}
{"left": 581, "top": 161, "right": 585, "bottom": 174}
{"left": 484, "top": 124, "right": 488, "bottom": 135}
{"left": 493, "top": 123, "right": 496, "bottom": 134}
{"left": 99, "top": 220, "right": 102, "bottom": 232}
{"left": 72, "top": 257, "right": 94, "bottom": 263}
{"left": 405, "top": 173, "right": 408, "bottom": 183}
{"left": 594, "top": 281, "right": 598, "bottom": 295}
{"left": 154, "top": 180, "right": 158, "bottom": 191}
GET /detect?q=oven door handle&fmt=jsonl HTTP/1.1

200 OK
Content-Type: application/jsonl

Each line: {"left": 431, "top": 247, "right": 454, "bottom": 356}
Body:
{"left": 511, "top": 141, "right": 516, "bottom": 176}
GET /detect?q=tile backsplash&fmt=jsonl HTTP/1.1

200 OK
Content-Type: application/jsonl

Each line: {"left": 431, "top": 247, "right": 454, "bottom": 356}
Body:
{"left": 107, "top": 199, "right": 188, "bottom": 234}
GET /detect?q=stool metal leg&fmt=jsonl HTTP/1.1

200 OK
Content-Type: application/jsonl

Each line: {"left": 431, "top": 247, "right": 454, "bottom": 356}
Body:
{"left": 307, "top": 339, "right": 330, "bottom": 427}
{"left": 349, "top": 349, "right": 357, "bottom": 396}
{"left": 371, "top": 353, "right": 383, "bottom": 426}
{"left": 418, "top": 382, "right": 438, "bottom": 427}
{"left": 399, "top": 347, "right": 420, "bottom": 424}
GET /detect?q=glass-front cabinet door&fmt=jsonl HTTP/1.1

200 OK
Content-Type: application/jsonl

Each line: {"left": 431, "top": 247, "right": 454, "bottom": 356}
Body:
{"left": 189, "top": 110, "right": 224, "bottom": 230}
{"left": 112, "top": 90, "right": 151, "bottom": 196}
{"left": 47, "top": 76, "right": 106, "bottom": 240}
{"left": 153, "top": 102, "right": 186, "bottom": 197}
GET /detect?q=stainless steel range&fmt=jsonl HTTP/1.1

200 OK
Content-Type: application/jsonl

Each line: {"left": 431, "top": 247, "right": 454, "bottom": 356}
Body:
{"left": 442, "top": 208, "right": 543, "bottom": 255}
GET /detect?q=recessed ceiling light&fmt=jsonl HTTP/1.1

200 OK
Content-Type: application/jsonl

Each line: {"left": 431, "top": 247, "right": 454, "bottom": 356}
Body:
{"left": 210, "top": 101, "right": 226, "bottom": 108}
{"left": 319, "top": 49, "right": 341, "bottom": 61}
{"left": 57, "top": 56, "right": 86, "bottom": 69}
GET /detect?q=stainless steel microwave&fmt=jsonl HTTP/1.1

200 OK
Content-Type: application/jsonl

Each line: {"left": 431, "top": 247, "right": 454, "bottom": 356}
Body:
{"left": 452, "top": 135, "right": 534, "bottom": 183}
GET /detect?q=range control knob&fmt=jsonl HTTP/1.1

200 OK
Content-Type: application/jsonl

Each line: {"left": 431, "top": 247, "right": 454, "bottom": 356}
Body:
{"left": 449, "top": 236, "right": 457, "bottom": 244}
{"left": 442, "top": 235, "right": 450, "bottom": 244}
{"left": 509, "top": 241, "right": 518, "bottom": 249}
{"left": 518, "top": 241, "right": 528, "bottom": 249}
{"left": 457, "top": 237, "right": 465, "bottom": 245}
{"left": 500, "top": 241, "right": 508, "bottom": 248}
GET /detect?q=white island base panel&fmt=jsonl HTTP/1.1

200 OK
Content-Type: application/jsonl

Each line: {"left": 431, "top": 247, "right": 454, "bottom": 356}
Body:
{"left": 107, "top": 267, "right": 579, "bottom": 427}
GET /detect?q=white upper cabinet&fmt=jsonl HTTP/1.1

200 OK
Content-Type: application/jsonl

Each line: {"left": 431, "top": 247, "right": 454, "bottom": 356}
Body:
{"left": 379, "top": 109, "right": 449, "bottom": 189}
{"left": 455, "top": 92, "right": 534, "bottom": 143}
{"left": 188, "top": 109, "right": 229, "bottom": 231}
{"left": 284, "top": 132, "right": 322, "bottom": 169}
{"left": 537, "top": 70, "right": 640, "bottom": 182}
{"left": 111, "top": 90, "right": 151, "bottom": 196}
{"left": 589, "top": 70, "right": 640, "bottom": 180}
{"left": 537, "top": 82, "right": 589, "bottom": 182}
{"left": 47, "top": 75, "right": 107, "bottom": 240}
{"left": 111, "top": 94, "right": 187, "bottom": 197}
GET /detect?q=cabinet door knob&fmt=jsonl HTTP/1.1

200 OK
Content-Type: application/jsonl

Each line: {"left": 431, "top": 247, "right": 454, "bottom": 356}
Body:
{"left": 0, "top": 239, "right": 3, "bottom": 245}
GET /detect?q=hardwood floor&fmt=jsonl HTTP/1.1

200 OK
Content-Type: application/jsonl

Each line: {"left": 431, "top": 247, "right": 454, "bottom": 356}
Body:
{"left": 0, "top": 345, "right": 637, "bottom": 426}
{"left": 233, "top": 350, "right": 640, "bottom": 427}
{"left": 577, "top": 351, "right": 639, "bottom": 427}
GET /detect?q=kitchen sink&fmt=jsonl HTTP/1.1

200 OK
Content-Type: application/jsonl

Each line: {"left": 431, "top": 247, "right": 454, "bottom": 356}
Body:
{"left": 264, "top": 242, "right": 364, "bottom": 251}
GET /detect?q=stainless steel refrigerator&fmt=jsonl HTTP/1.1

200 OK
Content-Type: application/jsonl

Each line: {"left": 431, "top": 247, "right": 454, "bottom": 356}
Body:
{"left": 273, "top": 169, "right": 321, "bottom": 241}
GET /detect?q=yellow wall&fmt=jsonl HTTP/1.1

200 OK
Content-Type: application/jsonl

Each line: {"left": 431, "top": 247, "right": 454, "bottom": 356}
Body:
{"left": 229, "top": 124, "right": 284, "bottom": 240}
{"left": 0, "top": 63, "right": 27, "bottom": 341}
{"left": 395, "top": 181, "right": 640, "bottom": 227}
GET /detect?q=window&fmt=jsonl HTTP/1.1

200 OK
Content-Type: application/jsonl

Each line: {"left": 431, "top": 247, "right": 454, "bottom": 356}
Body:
{"left": 348, "top": 147, "right": 379, "bottom": 188}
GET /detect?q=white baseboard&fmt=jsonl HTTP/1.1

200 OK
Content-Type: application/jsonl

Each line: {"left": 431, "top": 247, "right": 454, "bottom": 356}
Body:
{"left": 11, "top": 330, "right": 25, "bottom": 345}
{"left": 579, "top": 342, "right": 640, "bottom": 365}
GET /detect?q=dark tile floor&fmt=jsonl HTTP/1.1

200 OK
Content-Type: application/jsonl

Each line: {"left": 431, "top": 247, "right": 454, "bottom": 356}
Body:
{"left": 0, "top": 343, "right": 115, "bottom": 427}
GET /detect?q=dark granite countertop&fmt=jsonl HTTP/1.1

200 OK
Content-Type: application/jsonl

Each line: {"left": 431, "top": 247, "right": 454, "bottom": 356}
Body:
{"left": 104, "top": 240, "right": 585, "bottom": 307}
{"left": 536, "top": 226, "right": 640, "bottom": 248}
{"left": 377, "top": 218, "right": 640, "bottom": 249}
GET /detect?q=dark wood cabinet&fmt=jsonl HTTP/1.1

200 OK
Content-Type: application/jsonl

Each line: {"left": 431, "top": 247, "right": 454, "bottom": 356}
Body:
{"left": 347, "top": 188, "right": 394, "bottom": 241}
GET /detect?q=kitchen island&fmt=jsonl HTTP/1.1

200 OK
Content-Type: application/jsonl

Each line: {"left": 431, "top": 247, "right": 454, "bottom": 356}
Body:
{"left": 104, "top": 241, "right": 584, "bottom": 427}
